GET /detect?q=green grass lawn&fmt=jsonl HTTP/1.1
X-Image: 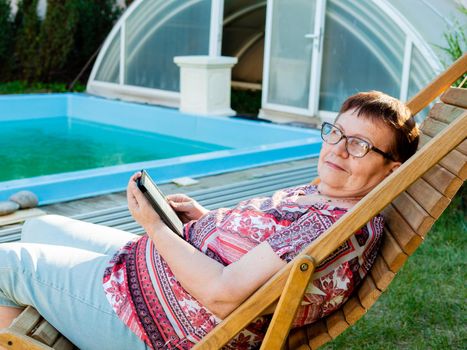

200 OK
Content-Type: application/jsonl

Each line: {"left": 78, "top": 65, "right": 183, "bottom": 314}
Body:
{"left": 321, "top": 185, "right": 466, "bottom": 349}
{"left": 0, "top": 81, "right": 85, "bottom": 94}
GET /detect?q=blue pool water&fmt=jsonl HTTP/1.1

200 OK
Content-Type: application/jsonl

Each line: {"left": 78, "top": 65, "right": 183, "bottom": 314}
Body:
{"left": 0, "top": 93, "right": 322, "bottom": 205}
{"left": 0, "top": 117, "right": 228, "bottom": 182}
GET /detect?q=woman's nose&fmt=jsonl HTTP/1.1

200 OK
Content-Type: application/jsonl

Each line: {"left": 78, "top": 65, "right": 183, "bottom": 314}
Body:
{"left": 333, "top": 138, "right": 350, "bottom": 158}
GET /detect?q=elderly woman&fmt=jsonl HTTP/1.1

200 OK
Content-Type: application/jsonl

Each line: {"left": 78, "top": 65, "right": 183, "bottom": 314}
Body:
{"left": 0, "top": 91, "right": 419, "bottom": 350}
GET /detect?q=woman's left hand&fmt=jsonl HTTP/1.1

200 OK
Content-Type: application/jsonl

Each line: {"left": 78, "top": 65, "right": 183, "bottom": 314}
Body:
{"left": 127, "top": 172, "right": 166, "bottom": 235}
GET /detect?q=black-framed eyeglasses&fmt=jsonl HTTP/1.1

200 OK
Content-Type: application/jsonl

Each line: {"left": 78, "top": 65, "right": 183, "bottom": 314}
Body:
{"left": 320, "top": 122, "right": 395, "bottom": 161}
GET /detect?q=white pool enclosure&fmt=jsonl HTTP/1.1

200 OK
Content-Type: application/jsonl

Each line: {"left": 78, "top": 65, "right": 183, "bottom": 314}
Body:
{"left": 87, "top": 0, "right": 464, "bottom": 123}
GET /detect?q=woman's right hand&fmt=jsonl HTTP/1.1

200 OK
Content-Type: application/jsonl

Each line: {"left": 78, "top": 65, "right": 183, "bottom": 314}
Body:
{"left": 167, "top": 194, "right": 209, "bottom": 223}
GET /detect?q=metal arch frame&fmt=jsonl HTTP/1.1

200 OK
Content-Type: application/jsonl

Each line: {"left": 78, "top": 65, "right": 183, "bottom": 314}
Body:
{"left": 375, "top": 0, "right": 444, "bottom": 97}
{"left": 88, "top": 0, "right": 142, "bottom": 86}
{"left": 261, "top": 0, "right": 444, "bottom": 120}
{"left": 87, "top": 0, "right": 224, "bottom": 106}
{"left": 87, "top": 0, "right": 445, "bottom": 112}
{"left": 233, "top": 32, "right": 264, "bottom": 60}
{"left": 331, "top": 0, "right": 403, "bottom": 85}
{"left": 125, "top": 0, "right": 205, "bottom": 67}
{"left": 223, "top": 1, "right": 267, "bottom": 26}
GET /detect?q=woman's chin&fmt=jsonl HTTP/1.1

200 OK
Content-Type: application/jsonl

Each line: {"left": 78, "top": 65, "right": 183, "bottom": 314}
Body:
{"left": 318, "top": 169, "right": 347, "bottom": 185}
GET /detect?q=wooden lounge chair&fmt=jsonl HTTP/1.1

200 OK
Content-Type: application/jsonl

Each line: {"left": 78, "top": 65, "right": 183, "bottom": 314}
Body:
{"left": 0, "top": 53, "right": 465, "bottom": 350}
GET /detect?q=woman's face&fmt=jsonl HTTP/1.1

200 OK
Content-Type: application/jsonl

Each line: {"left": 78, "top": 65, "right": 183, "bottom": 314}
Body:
{"left": 317, "top": 109, "right": 402, "bottom": 198}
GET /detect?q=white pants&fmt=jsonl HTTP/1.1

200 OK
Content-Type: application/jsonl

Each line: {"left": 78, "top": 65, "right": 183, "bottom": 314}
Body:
{"left": 0, "top": 215, "right": 148, "bottom": 350}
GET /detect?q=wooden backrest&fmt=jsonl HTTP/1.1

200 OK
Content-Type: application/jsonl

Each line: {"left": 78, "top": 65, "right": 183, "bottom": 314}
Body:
{"left": 286, "top": 87, "right": 466, "bottom": 350}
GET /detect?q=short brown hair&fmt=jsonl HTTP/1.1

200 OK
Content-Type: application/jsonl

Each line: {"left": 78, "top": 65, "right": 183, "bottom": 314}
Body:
{"left": 338, "top": 91, "right": 419, "bottom": 163}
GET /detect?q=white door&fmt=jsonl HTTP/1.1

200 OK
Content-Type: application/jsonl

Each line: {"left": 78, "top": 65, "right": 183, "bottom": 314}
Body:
{"left": 262, "top": 0, "right": 326, "bottom": 116}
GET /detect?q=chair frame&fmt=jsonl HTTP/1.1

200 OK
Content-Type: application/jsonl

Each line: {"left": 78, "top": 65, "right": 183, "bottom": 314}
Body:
{"left": 193, "top": 53, "right": 467, "bottom": 349}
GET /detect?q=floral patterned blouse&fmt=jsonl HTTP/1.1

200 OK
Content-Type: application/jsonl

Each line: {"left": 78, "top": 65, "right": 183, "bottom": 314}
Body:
{"left": 103, "top": 184, "right": 383, "bottom": 349}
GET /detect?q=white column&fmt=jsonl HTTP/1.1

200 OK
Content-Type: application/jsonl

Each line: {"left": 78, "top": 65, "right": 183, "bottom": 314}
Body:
{"left": 174, "top": 56, "right": 238, "bottom": 116}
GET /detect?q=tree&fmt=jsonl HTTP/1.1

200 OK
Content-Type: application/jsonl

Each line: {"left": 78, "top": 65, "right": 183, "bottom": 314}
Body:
{"left": 0, "top": 0, "right": 14, "bottom": 80}
{"left": 36, "top": 0, "right": 78, "bottom": 81}
{"left": 66, "top": 0, "right": 122, "bottom": 83}
{"left": 13, "top": 0, "right": 41, "bottom": 81}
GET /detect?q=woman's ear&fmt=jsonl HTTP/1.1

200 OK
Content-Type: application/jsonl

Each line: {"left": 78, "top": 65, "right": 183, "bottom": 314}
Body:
{"left": 387, "top": 161, "right": 402, "bottom": 175}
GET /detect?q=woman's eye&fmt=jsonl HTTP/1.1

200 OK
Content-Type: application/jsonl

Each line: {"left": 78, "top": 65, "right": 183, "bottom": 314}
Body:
{"left": 357, "top": 140, "right": 369, "bottom": 151}
{"left": 349, "top": 138, "right": 367, "bottom": 149}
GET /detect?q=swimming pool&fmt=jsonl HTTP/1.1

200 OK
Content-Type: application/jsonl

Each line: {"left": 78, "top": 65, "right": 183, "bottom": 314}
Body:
{"left": 0, "top": 117, "right": 228, "bottom": 182}
{"left": 0, "top": 93, "right": 322, "bottom": 205}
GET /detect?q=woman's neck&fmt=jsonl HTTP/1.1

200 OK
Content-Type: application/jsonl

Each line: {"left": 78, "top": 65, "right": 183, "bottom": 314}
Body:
{"left": 316, "top": 183, "right": 364, "bottom": 201}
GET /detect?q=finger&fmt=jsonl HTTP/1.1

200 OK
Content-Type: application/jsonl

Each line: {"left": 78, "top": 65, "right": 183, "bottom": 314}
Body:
{"left": 166, "top": 194, "right": 188, "bottom": 202}
{"left": 127, "top": 172, "right": 141, "bottom": 191}
{"left": 130, "top": 171, "right": 142, "bottom": 182}
{"left": 169, "top": 200, "right": 191, "bottom": 211}
{"left": 127, "top": 191, "right": 138, "bottom": 210}
{"left": 127, "top": 181, "right": 139, "bottom": 209}
{"left": 131, "top": 181, "right": 150, "bottom": 206}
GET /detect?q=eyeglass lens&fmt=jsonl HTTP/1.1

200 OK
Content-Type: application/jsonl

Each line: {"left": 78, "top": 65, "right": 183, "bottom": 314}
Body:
{"left": 321, "top": 123, "right": 370, "bottom": 158}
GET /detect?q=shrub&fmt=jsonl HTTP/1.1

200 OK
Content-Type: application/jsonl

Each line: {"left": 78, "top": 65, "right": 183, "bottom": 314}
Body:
{"left": 12, "top": 0, "right": 41, "bottom": 81}
{"left": 0, "top": 0, "right": 14, "bottom": 78}
{"left": 437, "top": 5, "right": 467, "bottom": 87}
{"left": 36, "top": 0, "right": 79, "bottom": 82}
{"left": 66, "top": 0, "right": 122, "bottom": 83}
{"left": 0, "top": 0, "right": 123, "bottom": 84}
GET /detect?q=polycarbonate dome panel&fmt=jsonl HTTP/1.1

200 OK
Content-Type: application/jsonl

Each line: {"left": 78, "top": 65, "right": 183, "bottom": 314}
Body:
{"left": 124, "top": 0, "right": 212, "bottom": 91}
{"left": 95, "top": 29, "right": 121, "bottom": 83}
{"left": 390, "top": 0, "right": 465, "bottom": 50}
{"left": 319, "top": 0, "right": 405, "bottom": 112}
{"left": 409, "top": 45, "right": 437, "bottom": 121}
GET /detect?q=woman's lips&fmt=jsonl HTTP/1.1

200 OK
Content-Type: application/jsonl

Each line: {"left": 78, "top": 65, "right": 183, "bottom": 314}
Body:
{"left": 325, "top": 161, "right": 347, "bottom": 172}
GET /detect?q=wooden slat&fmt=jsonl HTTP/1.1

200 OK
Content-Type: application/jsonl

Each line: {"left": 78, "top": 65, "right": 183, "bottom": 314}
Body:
{"left": 30, "top": 320, "right": 59, "bottom": 347}
{"left": 392, "top": 192, "right": 435, "bottom": 236}
{"left": 342, "top": 297, "right": 366, "bottom": 325}
{"left": 441, "top": 86, "right": 467, "bottom": 108}
{"left": 420, "top": 118, "right": 448, "bottom": 137}
{"left": 439, "top": 149, "right": 467, "bottom": 180}
{"left": 0, "top": 330, "right": 53, "bottom": 350}
{"left": 428, "top": 102, "right": 466, "bottom": 123}
{"left": 306, "top": 321, "right": 332, "bottom": 350}
{"left": 457, "top": 139, "right": 467, "bottom": 155}
{"left": 9, "top": 306, "right": 42, "bottom": 335}
{"left": 406, "top": 54, "right": 467, "bottom": 114}
{"left": 381, "top": 228, "right": 408, "bottom": 273}
{"left": 423, "top": 164, "right": 463, "bottom": 198}
{"left": 382, "top": 206, "right": 423, "bottom": 255}
{"left": 357, "top": 275, "right": 382, "bottom": 309}
{"left": 370, "top": 257, "right": 395, "bottom": 291}
{"left": 418, "top": 133, "right": 431, "bottom": 148}
{"left": 52, "top": 336, "right": 75, "bottom": 350}
{"left": 287, "top": 327, "right": 310, "bottom": 350}
{"left": 406, "top": 178, "right": 451, "bottom": 218}
{"left": 325, "top": 310, "right": 349, "bottom": 339}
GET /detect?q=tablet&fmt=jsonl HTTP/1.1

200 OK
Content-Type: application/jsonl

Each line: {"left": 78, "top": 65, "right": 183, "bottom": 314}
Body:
{"left": 136, "top": 170, "right": 184, "bottom": 237}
